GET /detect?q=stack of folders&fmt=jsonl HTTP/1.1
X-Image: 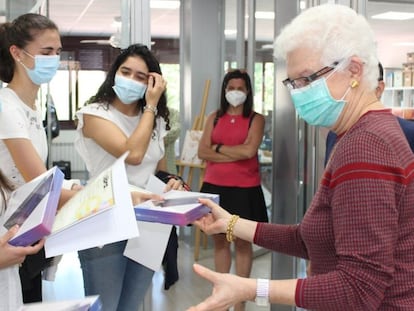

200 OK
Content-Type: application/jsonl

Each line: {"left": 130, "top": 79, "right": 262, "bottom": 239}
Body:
{"left": 134, "top": 190, "right": 219, "bottom": 226}
{"left": 19, "top": 295, "right": 102, "bottom": 311}
{"left": 2, "top": 152, "right": 141, "bottom": 260}
{"left": 3, "top": 166, "right": 64, "bottom": 246}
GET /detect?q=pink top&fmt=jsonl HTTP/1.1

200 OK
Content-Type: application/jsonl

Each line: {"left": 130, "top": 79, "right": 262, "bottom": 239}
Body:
{"left": 203, "top": 113, "right": 261, "bottom": 188}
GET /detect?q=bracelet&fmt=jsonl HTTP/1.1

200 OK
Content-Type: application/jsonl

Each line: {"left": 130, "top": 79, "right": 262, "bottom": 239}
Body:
{"left": 215, "top": 144, "right": 223, "bottom": 153}
{"left": 226, "top": 214, "right": 240, "bottom": 242}
{"left": 143, "top": 105, "right": 158, "bottom": 115}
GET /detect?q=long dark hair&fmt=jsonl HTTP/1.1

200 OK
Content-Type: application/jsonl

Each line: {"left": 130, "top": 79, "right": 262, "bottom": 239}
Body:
{"left": 86, "top": 43, "right": 170, "bottom": 130}
{"left": 0, "top": 170, "right": 13, "bottom": 213}
{"left": 0, "top": 13, "right": 59, "bottom": 83}
{"left": 217, "top": 69, "right": 254, "bottom": 119}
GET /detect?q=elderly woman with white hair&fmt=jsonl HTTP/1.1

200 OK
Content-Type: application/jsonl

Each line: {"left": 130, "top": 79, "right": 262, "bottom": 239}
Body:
{"left": 186, "top": 4, "right": 414, "bottom": 311}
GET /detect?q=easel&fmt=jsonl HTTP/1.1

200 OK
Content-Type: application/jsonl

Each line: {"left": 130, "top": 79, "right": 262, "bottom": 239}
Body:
{"left": 176, "top": 79, "right": 210, "bottom": 261}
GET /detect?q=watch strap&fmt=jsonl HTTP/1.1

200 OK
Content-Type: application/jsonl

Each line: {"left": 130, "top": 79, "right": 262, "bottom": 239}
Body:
{"left": 255, "top": 278, "right": 269, "bottom": 307}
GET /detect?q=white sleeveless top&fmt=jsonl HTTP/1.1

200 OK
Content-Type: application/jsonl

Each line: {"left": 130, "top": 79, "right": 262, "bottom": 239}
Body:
{"left": 75, "top": 103, "right": 167, "bottom": 188}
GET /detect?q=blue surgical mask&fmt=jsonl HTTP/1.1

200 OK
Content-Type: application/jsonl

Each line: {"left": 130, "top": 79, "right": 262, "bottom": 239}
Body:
{"left": 112, "top": 75, "right": 147, "bottom": 105}
{"left": 20, "top": 51, "right": 60, "bottom": 85}
{"left": 289, "top": 76, "right": 349, "bottom": 127}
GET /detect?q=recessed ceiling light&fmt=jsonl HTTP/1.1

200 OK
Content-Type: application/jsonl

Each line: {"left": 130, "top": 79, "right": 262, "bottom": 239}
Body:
{"left": 245, "top": 12, "right": 274, "bottom": 20}
{"left": 371, "top": 11, "right": 414, "bottom": 20}
{"left": 150, "top": 0, "right": 180, "bottom": 10}
{"left": 394, "top": 42, "right": 414, "bottom": 46}
{"left": 255, "top": 11, "right": 274, "bottom": 20}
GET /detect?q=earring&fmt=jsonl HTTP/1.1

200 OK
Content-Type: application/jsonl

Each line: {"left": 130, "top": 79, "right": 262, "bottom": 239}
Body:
{"left": 350, "top": 80, "right": 359, "bottom": 88}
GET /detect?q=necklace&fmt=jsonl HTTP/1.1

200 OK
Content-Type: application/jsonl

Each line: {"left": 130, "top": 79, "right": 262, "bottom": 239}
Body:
{"left": 229, "top": 114, "right": 239, "bottom": 124}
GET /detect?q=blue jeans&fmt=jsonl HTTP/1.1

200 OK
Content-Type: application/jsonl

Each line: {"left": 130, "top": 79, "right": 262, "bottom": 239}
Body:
{"left": 78, "top": 240, "right": 154, "bottom": 311}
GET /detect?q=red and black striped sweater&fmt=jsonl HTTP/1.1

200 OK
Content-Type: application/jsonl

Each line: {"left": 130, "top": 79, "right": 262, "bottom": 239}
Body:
{"left": 254, "top": 110, "right": 414, "bottom": 310}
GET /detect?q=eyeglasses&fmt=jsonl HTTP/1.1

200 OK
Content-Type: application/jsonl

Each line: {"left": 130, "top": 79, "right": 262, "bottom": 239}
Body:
{"left": 283, "top": 61, "right": 339, "bottom": 90}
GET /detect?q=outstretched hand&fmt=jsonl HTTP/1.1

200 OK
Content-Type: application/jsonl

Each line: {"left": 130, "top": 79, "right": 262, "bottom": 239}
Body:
{"left": 192, "top": 198, "right": 232, "bottom": 235}
{"left": 131, "top": 191, "right": 162, "bottom": 206}
{"left": 186, "top": 263, "right": 254, "bottom": 311}
{"left": 0, "top": 225, "right": 45, "bottom": 269}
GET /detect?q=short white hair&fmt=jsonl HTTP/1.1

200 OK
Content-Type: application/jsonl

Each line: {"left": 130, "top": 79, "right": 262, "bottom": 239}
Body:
{"left": 274, "top": 4, "right": 378, "bottom": 90}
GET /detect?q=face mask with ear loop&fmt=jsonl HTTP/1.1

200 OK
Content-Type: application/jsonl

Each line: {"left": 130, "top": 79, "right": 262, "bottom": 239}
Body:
{"left": 289, "top": 60, "right": 353, "bottom": 127}
{"left": 19, "top": 50, "right": 60, "bottom": 85}
{"left": 112, "top": 75, "right": 147, "bottom": 104}
{"left": 225, "top": 90, "right": 247, "bottom": 107}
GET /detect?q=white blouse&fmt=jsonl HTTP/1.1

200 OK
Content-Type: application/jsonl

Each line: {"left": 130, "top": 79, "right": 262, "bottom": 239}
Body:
{"left": 75, "top": 103, "right": 167, "bottom": 188}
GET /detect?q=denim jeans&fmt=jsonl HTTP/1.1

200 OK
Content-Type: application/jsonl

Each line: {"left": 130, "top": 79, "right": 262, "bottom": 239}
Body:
{"left": 78, "top": 240, "right": 154, "bottom": 311}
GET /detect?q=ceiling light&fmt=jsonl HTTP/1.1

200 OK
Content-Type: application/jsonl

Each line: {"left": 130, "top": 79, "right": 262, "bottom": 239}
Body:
{"left": 394, "top": 42, "right": 414, "bottom": 47}
{"left": 261, "top": 44, "right": 273, "bottom": 50}
{"left": 255, "top": 11, "right": 274, "bottom": 20}
{"left": 371, "top": 11, "right": 414, "bottom": 20}
{"left": 224, "top": 29, "right": 237, "bottom": 36}
{"left": 150, "top": 0, "right": 180, "bottom": 9}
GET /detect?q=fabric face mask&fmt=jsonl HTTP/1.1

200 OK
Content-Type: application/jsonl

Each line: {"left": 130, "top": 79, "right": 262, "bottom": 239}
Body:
{"left": 20, "top": 51, "right": 60, "bottom": 85}
{"left": 113, "top": 75, "right": 147, "bottom": 104}
{"left": 225, "top": 90, "right": 247, "bottom": 107}
{"left": 290, "top": 77, "right": 349, "bottom": 127}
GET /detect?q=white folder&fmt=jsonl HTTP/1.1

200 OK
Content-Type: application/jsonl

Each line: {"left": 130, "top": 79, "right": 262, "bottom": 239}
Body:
{"left": 124, "top": 175, "right": 172, "bottom": 271}
{"left": 19, "top": 295, "right": 101, "bottom": 311}
{"left": 45, "top": 153, "right": 139, "bottom": 258}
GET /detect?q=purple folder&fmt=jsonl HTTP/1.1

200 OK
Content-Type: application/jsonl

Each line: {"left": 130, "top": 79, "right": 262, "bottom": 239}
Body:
{"left": 134, "top": 191, "right": 219, "bottom": 226}
{"left": 4, "top": 166, "right": 64, "bottom": 246}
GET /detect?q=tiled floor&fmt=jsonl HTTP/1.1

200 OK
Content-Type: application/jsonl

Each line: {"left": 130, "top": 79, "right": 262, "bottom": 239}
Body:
{"left": 42, "top": 228, "right": 271, "bottom": 311}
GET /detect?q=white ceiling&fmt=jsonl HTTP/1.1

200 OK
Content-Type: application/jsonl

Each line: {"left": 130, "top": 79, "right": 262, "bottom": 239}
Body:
{"left": 368, "top": 1, "right": 414, "bottom": 68}
{"left": 9, "top": 0, "right": 414, "bottom": 68}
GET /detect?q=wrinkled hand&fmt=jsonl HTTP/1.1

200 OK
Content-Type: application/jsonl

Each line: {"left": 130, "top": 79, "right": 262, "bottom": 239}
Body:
{"left": 0, "top": 225, "right": 45, "bottom": 269}
{"left": 192, "top": 198, "right": 232, "bottom": 235}
{"left": 186, "top": 264, "right": 253, "bottom": 311}
{"left": 145, "top": 73, "right": 167, "bottom": 107}
{"left": 131, "top": 191, "right": 163, "bottom": 206}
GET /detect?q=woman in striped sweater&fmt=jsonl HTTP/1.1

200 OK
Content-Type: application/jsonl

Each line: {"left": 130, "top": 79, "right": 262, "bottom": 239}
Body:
{"left": 187, "top": 4, "right": 414, "bottom": 311}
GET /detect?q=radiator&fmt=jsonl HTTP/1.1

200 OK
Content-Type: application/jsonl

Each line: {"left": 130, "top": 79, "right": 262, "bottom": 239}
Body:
{"left": 49, "top": 142, "right": 86, "bottom": 172}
